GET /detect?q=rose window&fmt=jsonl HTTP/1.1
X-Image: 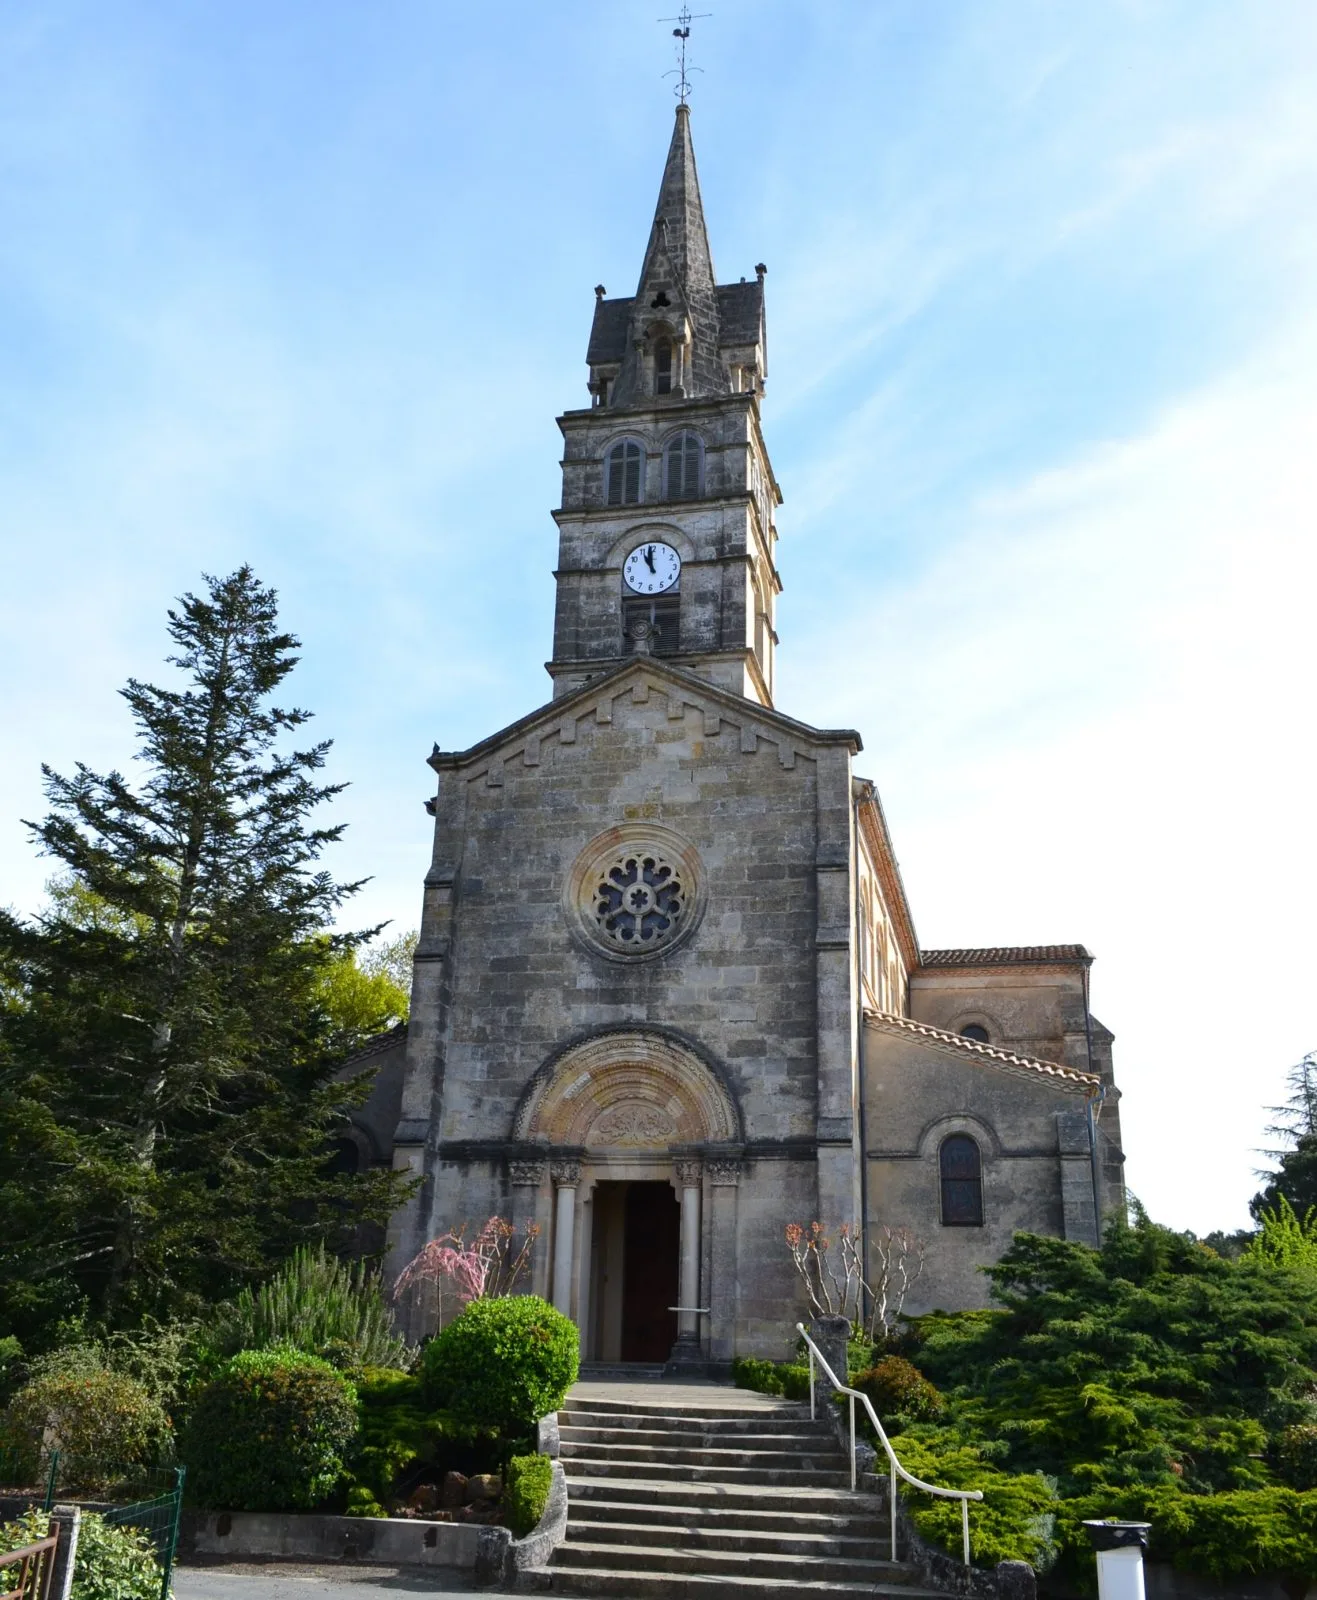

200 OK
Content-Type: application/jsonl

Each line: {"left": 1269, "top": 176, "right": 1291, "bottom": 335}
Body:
{"left": 594, "top": 851, "right": 686, "bottom": 951}
{"left": 565, "top": 824, "right": 705, "bottom": 963}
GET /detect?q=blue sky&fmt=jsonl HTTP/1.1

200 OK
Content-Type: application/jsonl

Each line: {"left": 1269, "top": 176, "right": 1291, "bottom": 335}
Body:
{"left": 2, "top": 1, "right": 1314, "bottom": 1232}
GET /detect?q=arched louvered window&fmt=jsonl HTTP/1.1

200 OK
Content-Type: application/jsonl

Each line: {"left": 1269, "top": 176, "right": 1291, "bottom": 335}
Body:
{"left": 654, "top": 338, "right": 673, "bottom": 395}
{"left": 665, "top": 431, "right": 703, "bottom": 501}
{"left": 605, "top": 439, "right": 643, "bottom": 506}
{"left": 939, "top": 1135, "right": 983, "bottom": 1226}
{"left": 960, "top": 1023, "right": 990, "bottom": 1044}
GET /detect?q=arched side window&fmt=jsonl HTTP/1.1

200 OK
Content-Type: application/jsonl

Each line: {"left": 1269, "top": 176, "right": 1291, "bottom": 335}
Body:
{"left": 665, "top": 431, "right": 704, "bottom": 501}
{"left": 960, "top": 1023, "right": 990, "bottom": 1044}
{"left": 605, "top": 439, "right": 643, "bottom": 506}
{"left": 939, "top": 1134, "right": 983, "bottom": 1226}
{"left": 654, "top": 338, "right": 673, "bottom": 395}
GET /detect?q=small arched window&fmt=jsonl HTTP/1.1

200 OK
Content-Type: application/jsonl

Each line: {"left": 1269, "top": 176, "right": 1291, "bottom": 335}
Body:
{"left": 940, "top": 1135, "right": 983, "bottom": 1226}
{"left": 960, "top": 1023, "right": 990, "bottom": 1044}
{"left": 654, "top": 338, "right": 673, "bottom": 395}
{"left": 665, "top": 431, "right": 703, "bottom": 501}
{"left": 605, "top": 439, "right": 643, "bottom": 506}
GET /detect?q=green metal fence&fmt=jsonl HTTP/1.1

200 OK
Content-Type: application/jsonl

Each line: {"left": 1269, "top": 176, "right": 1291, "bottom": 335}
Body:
{"left": 99, "top": 1466, "right": 186, "bottom": 1600}
{"left": 0, "top": 1448, "right": 59, "bottom": 1513}
{"left": 1, "top": 1452, "right": 184, "bottom": 1600}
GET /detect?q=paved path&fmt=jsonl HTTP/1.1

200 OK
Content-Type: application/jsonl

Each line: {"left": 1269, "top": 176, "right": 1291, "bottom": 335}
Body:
{"left": 174, "top": 1565, "right": 475, "bottom": 1598}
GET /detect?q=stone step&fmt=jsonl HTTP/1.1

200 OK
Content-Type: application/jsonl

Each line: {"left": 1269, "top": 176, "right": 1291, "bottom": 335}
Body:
{"left": 554, "top": 1537, "right": 915, "bottom": 1586}
{"left": 567, "top": 1497, "right": 887, "bottom": 1539}
{"left": 566, "top": 1474, "right": 876, "bottom": 1514}
{"left": 568, "top": 1396, "right": 802, "bottom": 1422}
{"left": 556, "top": 1427, "right": 825, "bottom": 1452}
{"left": 562, "top": 1439, "right": 846, "bottom": 1472}
{"left": 521, "top": 1563, "right": 944, "bottom": 1600}
{"left": 566, "top": 1517, "right": 893, "bottom": 1560}
{"left": 577, "top": 1364, "right": 667, "bottom": 1381}
{"left": 563, "top": 1456, "right": 852, "bottom": 1489}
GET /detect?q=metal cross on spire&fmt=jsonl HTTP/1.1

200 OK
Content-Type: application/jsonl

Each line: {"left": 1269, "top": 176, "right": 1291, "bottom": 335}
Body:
{"left": 659, "top": 5, "right": 711, "bottom": 104}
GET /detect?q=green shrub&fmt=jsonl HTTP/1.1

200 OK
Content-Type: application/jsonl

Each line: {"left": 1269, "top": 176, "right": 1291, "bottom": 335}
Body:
{"left": 349, "top": 1367, "right": 445, "bottom": 1506}
{"left": 731, "top": 1356, "right": 812, "bottom": 1403}
{"left": 205, "top": 1245, "right": 412, "bottom": 1373}
{"left": 345, "top": 1485, "right": 387, "bottom": 1518}
{"left": 506, "top": 1452, "right": 554, "bottom": 1537}
{"left": 421, "top": 1296, "right": 577, "bottom": 1442}
{"left": 890, "top": 1431, "right": 1059, "bottom": 1570}
{"left": 732, "top": 1356, "right": 785, "bottom": 1396}
{"left": 1276, "top": 1424, "right": 1317, "bottom": 1490}
{"left": 0, "top": 1338, "right": 22, "bottom": 1407}
{"left": 3, "top": 1361, "right": 171, "bottom": 1491}
{"left": 185, "top": 1345, "right": 359, "bottom": 1511}
{"left": 0, "top": 1507, "right": 164, "bottom": 1600}
{"left": 853, "top": 1357, "right": 944, "bottom": 1425}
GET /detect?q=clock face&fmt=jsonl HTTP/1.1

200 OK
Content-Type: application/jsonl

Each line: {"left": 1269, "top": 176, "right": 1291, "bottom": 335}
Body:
{"left": 623, "top": 541, "right": 681, "bottom": 595}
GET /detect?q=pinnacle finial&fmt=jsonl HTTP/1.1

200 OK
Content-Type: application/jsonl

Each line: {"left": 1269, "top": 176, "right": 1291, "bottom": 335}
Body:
{"left": 659, "top": 6, "right": 711, "bottom": 105}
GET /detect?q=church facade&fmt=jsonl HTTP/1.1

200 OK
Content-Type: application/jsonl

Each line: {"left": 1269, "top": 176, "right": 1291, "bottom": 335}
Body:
{"left": 357, "top": 107, "right": 1126, "bottom": 1361}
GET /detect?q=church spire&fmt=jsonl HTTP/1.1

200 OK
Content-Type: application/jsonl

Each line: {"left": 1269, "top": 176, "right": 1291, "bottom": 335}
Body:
{"left": 607, "top": 105, "right": 729, "bottom": 407}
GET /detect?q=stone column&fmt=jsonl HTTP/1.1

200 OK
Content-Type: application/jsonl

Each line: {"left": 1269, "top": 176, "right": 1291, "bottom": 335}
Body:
{"left": 674, "top": 1159, "right": 703, "bottom": 1353}
{"left": 707, "top": 1155, "right": 742, "bottom": 1362}
{"left": 551, "top": 1159, "right": 581, "bottom": 1319}
{"left": 507, "top": 1156, "right": 548, "bottom": 1295}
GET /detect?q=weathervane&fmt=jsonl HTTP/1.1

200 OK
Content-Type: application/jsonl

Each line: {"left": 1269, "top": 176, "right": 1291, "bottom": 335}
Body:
{"left": 659, "top": 5, "right": 711, "bottom": 104}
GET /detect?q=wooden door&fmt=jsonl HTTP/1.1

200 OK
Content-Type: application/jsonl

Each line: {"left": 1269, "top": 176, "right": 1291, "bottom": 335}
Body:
{"left": 621, "top": 1182, "right": 680, "bottom": 1362}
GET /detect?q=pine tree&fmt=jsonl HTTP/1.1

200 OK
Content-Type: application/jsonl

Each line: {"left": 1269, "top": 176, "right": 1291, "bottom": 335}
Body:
{"left": 1251, "top": 1051, "right": 1317, "bottom": 1223}
{"left": 0, "top": 568, "right": 411, "bottom": 1338}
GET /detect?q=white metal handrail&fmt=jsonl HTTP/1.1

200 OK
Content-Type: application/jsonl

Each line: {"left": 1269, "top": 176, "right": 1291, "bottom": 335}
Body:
{"left": 796, "top": 1322, "right": 982, "bottom": 1566}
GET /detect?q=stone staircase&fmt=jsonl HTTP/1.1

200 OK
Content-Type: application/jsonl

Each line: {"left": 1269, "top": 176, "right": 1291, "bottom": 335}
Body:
{"left": 521, "top": 1389, "right": 946, "bottom": 1599}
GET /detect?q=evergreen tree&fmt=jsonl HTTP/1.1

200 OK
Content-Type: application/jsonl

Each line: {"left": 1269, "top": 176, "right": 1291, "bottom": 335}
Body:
{"left": 0, "top": 568, "right": 411, "bottom": 1340}
{"left": 1252, "top": 1051, "right": 1317, "bottom": 1223}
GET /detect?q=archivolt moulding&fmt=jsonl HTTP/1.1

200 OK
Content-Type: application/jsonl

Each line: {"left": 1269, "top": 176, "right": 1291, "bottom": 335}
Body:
{"left": 512, "top": 1029, "right": 740, "bottom": 1151}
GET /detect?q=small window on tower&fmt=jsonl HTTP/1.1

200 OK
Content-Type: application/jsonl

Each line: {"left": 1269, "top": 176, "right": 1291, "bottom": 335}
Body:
{"left": 960, "top": 1023, "right": 990, "bottom": 1044}
{"left": 665, "top": 431, "right": 703, "bottom": 500}
{"left": 940, "top": 1135, "right": 983, "bottom": 1226}
{"left": 654, "top": 338, "right": 673, "bottom": 395}
{"left": 605, "top": 440, "right": 643, "bottom": 506}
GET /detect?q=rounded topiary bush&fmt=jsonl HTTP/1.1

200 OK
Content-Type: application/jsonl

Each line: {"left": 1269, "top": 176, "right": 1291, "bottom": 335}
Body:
{"left": 421, "top": 1295, "right": 578, "bottom": 1440}
{"left": 185, "top": 1346, "right": 358, "bottom": 1511}
{"left": 853, "top": 1356, "right": 944, "bottom": 1424}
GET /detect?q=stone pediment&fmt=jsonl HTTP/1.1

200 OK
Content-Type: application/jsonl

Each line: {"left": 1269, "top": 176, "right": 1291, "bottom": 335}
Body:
{"left": 427, "top": 659, "right": 861, "bottom": 791}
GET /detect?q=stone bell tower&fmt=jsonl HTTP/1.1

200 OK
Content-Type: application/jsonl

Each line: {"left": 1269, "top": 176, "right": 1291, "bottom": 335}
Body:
{"left": 549, "top": 104, "right": 783, "bottom": 708}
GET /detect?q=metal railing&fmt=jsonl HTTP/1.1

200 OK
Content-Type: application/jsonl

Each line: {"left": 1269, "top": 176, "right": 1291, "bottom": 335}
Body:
{"left": 0, "top": 1523, "right": 59, "bottom": 1600}
{"left": 796, "top": 1322, "right": 982, "bottom": 1566}
{"left": 101, "top": 1466, "right": 186, "bottom": 1600}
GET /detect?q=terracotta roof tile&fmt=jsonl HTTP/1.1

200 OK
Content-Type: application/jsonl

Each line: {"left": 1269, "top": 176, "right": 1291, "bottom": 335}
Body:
{"left": 865, "top": 1009, "right": 1100, "bottom": 1089}
{"left": 918, "top": 944, "right": 1091, "bottom": 968}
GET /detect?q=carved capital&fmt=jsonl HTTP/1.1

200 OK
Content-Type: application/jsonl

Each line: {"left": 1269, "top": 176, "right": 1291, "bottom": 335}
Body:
{"left": 551, "top": 1158, "right": 582, "bottom": 1188}
{"left": 674, "top": 1159, "right": 703, "bottom": 1189}
{"left": 707, "top": 1156, "right": 742, "bottom": 1186}
{"left": 507, "top": 1156, "right": 547, "bottom": 1187}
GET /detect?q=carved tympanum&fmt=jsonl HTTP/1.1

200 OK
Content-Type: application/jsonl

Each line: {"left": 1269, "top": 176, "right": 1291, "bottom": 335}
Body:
{"left": 589, "top": 1103, "right": 677, "bottom": 1147}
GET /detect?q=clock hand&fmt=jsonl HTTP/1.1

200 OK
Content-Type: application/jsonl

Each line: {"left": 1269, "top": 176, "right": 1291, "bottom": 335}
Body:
{"left": 644, "top": 546, "right": 656, "bottom": 572}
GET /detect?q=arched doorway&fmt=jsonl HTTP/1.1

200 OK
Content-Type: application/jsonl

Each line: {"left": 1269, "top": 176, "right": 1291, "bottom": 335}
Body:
{"left": 511, "top": 1030, "right": 740, "bottom": 1363}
